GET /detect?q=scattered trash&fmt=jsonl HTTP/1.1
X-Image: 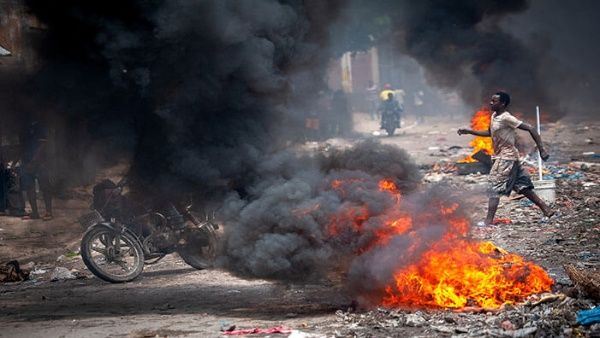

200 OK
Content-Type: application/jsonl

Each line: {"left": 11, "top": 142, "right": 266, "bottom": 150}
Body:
{"left": 492, "top": 218, "right": 512, "bottom": 225}
{"left": 334, "top": 291, "right": 591, "bottom": 337}
{"left": 221, "top": 326, "right": 292, "bottom": 335}
{"left": 50, "top": 267, "right": 86, "bottom": 281}
{"left": 50, "top": 267, "right": 76, "bottom": 281}
{"left": 287, "top": 330, "right": 322, "bottom": 338}
{"left": 423, "top": 172, "right": 448, "bottom": 183}
{"left": 0, "top": 260, "right": 30, "bottom": 282}
{"left": 565, "top": 264, "right": 600, "bottom": 301}
{"left": 405, "top": 312, "right": 426, "bottom": 327}
{"left": 430, "top": 161, "right": 458, "bottom": 174}
{"left": 31, "top": 267, "right": 48, "bottom": 275}
{"left": 577, "top": 307, "right": 600, "bottom": 326}
{"left": 500, "top": 320, "right": 516, "bottom": 331}
{"left": 456, "top": 161, "right": 490, "bottom": 175}
{"left": 220, "top": 323, "right": 235, "bottom": 332}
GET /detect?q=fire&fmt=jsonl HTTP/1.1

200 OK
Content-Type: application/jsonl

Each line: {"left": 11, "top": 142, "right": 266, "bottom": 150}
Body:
{"left": 378, "top": 179, "right": 401, "bottom": 204}
{"left": 459, "top": 108, "right": 494, "bottom": 163}
{"left": 382, "top": 240, "right": 553, "bottom": 309}
{"left": 313, "top": 177, "right": 553, "bottom": 309}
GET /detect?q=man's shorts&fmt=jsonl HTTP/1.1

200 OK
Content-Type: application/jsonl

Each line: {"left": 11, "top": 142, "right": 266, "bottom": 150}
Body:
{"left": 488, "top": 159, "right": 534, "bottom": 197}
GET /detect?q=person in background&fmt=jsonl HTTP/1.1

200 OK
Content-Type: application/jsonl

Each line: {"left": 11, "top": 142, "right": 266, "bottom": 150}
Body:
{"left": 379, "top": 83, "right": 394, "bottom": 101}
{"left": 366, "top": 80, "right": 379, "bottom": 120}
{"left": 413, "top": 90, "right": 425, "bottom": 124}
{"left": 378, "top": 92, "right": 402, "bottom": 130}
{"left": 332, "top": 90, "right": 352, "bottom": 137}
{"left": 20, "top": 117, "right": 53, "bottom": 220}
{"left": 393, "top": 88, "right": 406, "bottom": 107}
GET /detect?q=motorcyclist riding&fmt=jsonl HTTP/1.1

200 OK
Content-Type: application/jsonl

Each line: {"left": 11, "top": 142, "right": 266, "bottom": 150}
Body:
{"left": 378, "top": 92, "right": 403, "bottom": 135}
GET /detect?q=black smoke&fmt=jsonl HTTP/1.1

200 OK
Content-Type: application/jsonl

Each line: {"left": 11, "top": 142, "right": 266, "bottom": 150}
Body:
{"left": 339, "top": 0, "right": 600, "bottom": 118}
{"left": 218, "top": 140, "right": 422, "bottom": 281}
{"left": 3, "top": 0, "right": 585, "bottom": 291}
{"left": 19, "top": 0, "right": 344, "bottom": 199}
{"left": 502, "top": 0, "right": 600, "bottom": 117}
{"left": 371, "top": 1, "right": 554, "bottom": 115}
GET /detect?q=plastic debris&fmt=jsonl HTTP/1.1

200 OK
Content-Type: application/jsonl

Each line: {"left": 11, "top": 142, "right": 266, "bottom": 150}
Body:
{"left": 221, "top": 326, "right": 292, "bottom": 335}
{"left": 577, "top": 307, "right": 600, "bottom": 326}
{"left": 50, "top": 267, "right": 77, "bottom": 281}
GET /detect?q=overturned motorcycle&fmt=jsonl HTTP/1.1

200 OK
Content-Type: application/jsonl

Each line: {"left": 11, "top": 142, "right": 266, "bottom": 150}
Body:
{"left": 78, "top": 179, "right": 219, "bottom": 283}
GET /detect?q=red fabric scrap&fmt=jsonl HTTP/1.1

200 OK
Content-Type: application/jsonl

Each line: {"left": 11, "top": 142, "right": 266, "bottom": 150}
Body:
{"left": 492, "top": 218, "right": 512, "bottom": 225}
{"left": 222, "top": 326, "right": 292, "bottom": 335}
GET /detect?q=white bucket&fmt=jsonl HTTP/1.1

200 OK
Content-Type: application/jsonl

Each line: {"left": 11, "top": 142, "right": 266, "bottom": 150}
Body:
{"left": 533, "top": 179, "right": 556, "bottom": 204}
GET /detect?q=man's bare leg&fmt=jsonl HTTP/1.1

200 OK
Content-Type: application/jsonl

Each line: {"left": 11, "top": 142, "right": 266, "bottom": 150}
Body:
{"left": 521, "top": 188, "right": 554, "bottom": 217}
{"left": 485, "top": 197, "right": 500, "bottom": 225}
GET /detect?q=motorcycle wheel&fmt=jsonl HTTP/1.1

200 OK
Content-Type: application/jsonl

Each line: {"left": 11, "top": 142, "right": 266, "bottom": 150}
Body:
{"left": 81, "top": 225, "right": 145, "bottom": 283}
{"left": 178, "top": 223, "right": 218, "bottom": 270}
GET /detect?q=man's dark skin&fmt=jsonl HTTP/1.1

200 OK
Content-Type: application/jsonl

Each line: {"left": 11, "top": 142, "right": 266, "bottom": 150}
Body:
{"left": 458, "top": 94, "right": 554, "bottom": 225}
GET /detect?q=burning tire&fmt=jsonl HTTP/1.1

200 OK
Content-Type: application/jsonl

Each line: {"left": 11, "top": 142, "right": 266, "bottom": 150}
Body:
{"left": 178, "top": 223, "right": 219, "bottom": 270}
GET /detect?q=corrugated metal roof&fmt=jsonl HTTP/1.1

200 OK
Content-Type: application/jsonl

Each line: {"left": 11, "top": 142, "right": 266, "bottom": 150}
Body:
{"left": 0, "top": 45, "right": 11, "bottom": 56}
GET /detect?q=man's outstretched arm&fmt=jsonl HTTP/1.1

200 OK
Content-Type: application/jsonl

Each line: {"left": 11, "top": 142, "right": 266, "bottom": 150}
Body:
{"left": 457, "top": 128, "right": 491, "bottom": 137}
{"left": 517, "top": 123, "right": 549, "bottom": 160}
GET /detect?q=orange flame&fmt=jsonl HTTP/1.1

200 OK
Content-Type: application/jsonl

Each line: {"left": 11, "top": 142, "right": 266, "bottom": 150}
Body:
{"left": 459, "top": 108, "right": 494, "bottom": 163}
{"left": 382, "top": 240, "right": 553, "bottom": 309}
{"left": 313, "top": 177, "right": 553, "bottom": 309}
{"left": 378, "top": 179, "right": 401, "bottom": 205}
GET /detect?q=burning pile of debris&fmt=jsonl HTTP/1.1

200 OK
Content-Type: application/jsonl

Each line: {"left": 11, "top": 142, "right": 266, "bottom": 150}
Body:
{"left": 456, "top": 109, "right": 494, "bottom": 175}
{"left": 351, "top": 128, "right": 600, "bottom": 336}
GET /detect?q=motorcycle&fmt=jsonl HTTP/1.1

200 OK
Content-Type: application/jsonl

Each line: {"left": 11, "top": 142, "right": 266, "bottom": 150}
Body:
{"left": 78, "top": 178, "right": 219, "bottom": 283}
{"left": 381, "top": 109, "right": 401, "bottom": 136}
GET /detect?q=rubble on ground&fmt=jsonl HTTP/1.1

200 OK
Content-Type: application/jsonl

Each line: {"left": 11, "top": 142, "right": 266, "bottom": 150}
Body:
{"left": 0, "top": 260, "right": 32, "bottom": 282}
{"left": 354, "top": 149, "right": 600, "bottom": 337}
{"left": 50, "top": 267, "right": 86, "bottom": 281}
{"left": 333, "top": 293, "right": 599, "bottom": 337}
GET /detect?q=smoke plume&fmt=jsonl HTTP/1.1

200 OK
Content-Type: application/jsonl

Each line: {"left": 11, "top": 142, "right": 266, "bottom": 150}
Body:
{"left": 343, "top": 0, "right": 564, "bottom": 116}
{"left": 17, "top": 0, "right": 344, "bottom": 197}
{"left": 2, "top": 0, "right": 594, "bottom": 295}
{"left": 218, "top": 140, "right": 422, "bottom": 281}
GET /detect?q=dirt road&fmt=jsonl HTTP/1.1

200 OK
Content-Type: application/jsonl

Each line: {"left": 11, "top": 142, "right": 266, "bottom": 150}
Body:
{"left": 1, "top": 256, "right": 350, "bottom": 337}
{"left": 1, "top": 113, "right": 599, "bottom": 337}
